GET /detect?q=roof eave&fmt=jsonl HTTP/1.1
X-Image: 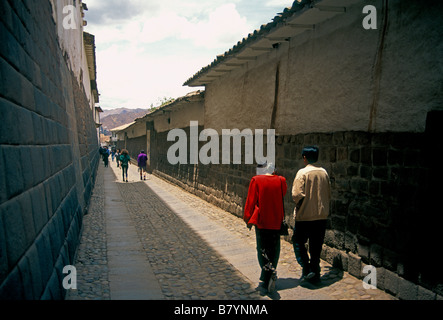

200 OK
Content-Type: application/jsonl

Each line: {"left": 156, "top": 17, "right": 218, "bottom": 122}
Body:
{"left": 183, "top": 0, "right": 355, "bottom": 87}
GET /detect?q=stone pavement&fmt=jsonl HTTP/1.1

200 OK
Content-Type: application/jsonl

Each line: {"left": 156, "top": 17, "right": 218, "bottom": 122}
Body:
{"left": 66, "top": 160, "right": 395, "bottom": 300}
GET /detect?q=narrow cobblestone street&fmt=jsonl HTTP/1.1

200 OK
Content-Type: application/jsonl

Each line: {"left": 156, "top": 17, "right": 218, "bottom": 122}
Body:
{"left": 67, "top": 160, "right": 395, "bottom": 301}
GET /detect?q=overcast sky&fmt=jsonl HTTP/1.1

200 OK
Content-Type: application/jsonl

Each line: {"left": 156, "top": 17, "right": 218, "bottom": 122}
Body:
{"left": 83, "top": 0, "right": 294, "bottom": 110}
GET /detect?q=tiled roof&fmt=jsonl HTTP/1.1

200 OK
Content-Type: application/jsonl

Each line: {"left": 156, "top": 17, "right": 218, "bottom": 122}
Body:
{"left": 136, "top": 90, "right": 205, "bottom": 121}
{"left": 183, "top": 0, "right": 311, "bottom": 86}
{"left": 183, "top": 0, "right": 353, "bottom": 87}
{"left": 84, "top": 31, "right": 99, "bottom": 102}
{"left": 110, "top": 122, "right": 136, "bottom": 132}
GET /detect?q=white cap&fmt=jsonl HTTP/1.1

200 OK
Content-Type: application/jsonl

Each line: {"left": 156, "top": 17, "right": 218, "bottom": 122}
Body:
{"left": 256, "top": 162, "right": 275, "bottom": 175}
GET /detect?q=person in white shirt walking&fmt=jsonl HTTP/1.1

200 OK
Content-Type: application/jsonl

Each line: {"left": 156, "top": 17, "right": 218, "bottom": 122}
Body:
{"left": 291, "top": 146, "right": 331, "bottom": 284}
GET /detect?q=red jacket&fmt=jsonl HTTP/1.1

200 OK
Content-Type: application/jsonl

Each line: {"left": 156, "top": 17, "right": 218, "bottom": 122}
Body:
{"left": 243, "top": 175, "right": 287, "bottom": 230}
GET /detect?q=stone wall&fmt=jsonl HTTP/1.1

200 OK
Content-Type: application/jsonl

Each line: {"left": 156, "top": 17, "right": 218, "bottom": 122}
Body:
{"left": 148, "top": 122, "right": 441, "bottom": 298}
{"left": 0, "top": 0, "right": 99, "bottom": 299}
{"left": 116, "top": 135, "right": 147, "bottom": 165}
{"left": 167, "top": 0, "right": 443, "bottom": 299}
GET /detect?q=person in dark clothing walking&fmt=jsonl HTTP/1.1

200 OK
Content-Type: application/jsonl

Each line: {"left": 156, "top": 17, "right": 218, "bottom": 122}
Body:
{"left": 102, "top": 146, "right": 110, "bottom": 167}
{"left": 137, "top": 150, "right": 148, "bottom": 180}
{"left": 119, "top": 149, "right": 130, "bottom": 182}
{"left": 115, "top": 149, "right": 121, "bottom": 168}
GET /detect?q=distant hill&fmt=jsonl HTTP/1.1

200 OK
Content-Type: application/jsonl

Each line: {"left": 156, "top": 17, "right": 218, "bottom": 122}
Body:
{"left": 101, "top": 108, "right": 148, "bottom": 135}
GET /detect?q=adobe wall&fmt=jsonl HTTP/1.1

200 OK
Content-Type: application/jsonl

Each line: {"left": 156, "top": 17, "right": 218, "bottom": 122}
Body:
{"left": 204, "top": 0, "right": 443, "bottom": 135}
{"left": 0, "top": 0, "right": 99, "bottom": 299}
{"left": 147, "top": 1, "right": 443, "bottom": 299}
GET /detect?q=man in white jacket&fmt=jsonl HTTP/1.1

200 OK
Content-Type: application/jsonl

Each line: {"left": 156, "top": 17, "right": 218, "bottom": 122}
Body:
{"left": 292, "top": 146, "right": 331, "bottom": 283}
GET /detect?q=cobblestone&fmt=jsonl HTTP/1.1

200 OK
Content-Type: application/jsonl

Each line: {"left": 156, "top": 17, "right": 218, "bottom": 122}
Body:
{"left": 67, "top": 161, "right": 395, "bottom": 301}
{"left": 66, "top": 164, "right": 110, "bottom": 300}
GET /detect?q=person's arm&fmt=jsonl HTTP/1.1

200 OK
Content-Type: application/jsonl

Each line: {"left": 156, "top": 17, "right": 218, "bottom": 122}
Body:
{"left": 280, "top": 176, "right": 287, "bottom": 197}
{"left": 292, "top": 173, "right": 305, "bottom": 207}
{"left": 243, "top": 178, "right": 258, "bottom": 227}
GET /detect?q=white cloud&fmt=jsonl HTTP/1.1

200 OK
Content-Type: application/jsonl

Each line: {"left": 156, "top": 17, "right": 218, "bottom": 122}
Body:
{"left": 95, "top": 41, "right": 210, "bottom": 109}
{"left": 84, "top": 0, "right": 292, "bottom": 109}
{"left": 265, "top": 0, "right": 295, "bottom": 7}
{"left": 89, "top": 3, "right": 250, "bottom": 49}
{"left": 179, "top": 4, "right": 251, "bottom": 49}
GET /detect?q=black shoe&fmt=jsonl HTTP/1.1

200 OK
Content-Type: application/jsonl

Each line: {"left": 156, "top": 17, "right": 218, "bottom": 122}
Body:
{"left": 307, "top": 273, "right": 321, "bottom": 285}
{"left": 301, "top": 266, "right": 315, "bottom": 281}
{"left": 267, "top": 271, "right": 277, "bottom": 293}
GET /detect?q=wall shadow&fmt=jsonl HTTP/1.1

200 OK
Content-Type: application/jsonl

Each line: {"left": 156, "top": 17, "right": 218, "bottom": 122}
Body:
{"left": 111, "top": 173, "right": 263, "bottom": 300}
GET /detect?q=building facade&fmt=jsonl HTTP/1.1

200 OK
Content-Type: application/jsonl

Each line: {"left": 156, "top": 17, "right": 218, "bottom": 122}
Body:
{"left": 117, "top": 0, "right": 443, "bottom": 299}
{"left": 0, "top": 0, "right": 100, "bottom": 299}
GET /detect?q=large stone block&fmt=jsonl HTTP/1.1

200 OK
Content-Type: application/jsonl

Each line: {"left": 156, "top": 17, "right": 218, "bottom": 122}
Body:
{"left": 418, "top": 286, "right": 436, "bottom": 300}
{"left": 24, "top": 244, "right": 44, "bottom": 299}
{"left": 17, "top": 253, "right": 34, "bottom": 300}
{"left": 0, "top": 99, "right": 20, "bottom": 145}
{"left": 18, "top": 191, "right": 36, "bottom": 249}
{"left": 60, "top": 194, "right": 74, "bottom": 236}
{"left": 0, "top": 24, "right": 21, "bottom": 77}
{"left": 33, "top": 87, "right": 51, "bottom": 119}
{"left": 347, "top": 252, "right": 362, "bottom": 279}
{"left": 47, "top": 215, "right": 64, "bottom": 264}
{"left": 0, "top": 147, "right": 6, "bottom": 205}
{"left": 0, "top": 212, "right": 7, "bottom": 284}
{"left": 66, "top": 208, "right": 82, "bottom": 262}
{"left": 369, "top": 243, "right": 383, "bottom": 267}
{"left": 30, "top": 184, "right": 49, "bottom": 235}
{"left": 1, "top": 198, "right": 27, "bottom": 269}
{"left": 383, "top": 269, "right": 400, "bottom": 296}
{"left": 0, "top": 56, "right": 19, "bottom": 105}
{"left": 42, "top": 270, "right": 63, "bottom": 300}
{"left": 398, "top": 278, "right": 418, "bottom": 300}
{"left": 18, "top": 147, "right": 36, "bottom": 190}
{"left": 29, "top": 147, "right": 45, "bottom": 185}
{"left": 0, "top": 266, "right": 24, "bottom": 300}
{"left": 357, "top": 242, "right": 370, "bottom": 264}
{"left": 382, "top": 248, "right": 399, "bottom": 271}
{"left": 2, "top": 146, "right": 25, "bottom": 200}
{"left": 344, "top": 231, "right": 357, "bottom": 253}
{"left": 35, "top": 232, "right": 54, "bottom": 286}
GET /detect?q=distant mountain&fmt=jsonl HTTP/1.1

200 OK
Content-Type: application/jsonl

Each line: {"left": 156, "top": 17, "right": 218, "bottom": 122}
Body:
{"left": 100, "top": 108, "right": 149, "bottom": 135}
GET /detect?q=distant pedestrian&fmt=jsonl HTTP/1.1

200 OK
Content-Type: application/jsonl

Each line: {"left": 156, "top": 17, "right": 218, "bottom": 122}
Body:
{"left": 243, "top": 162, "right": 287, "bottom": 293}
{"left": 115, "top": 149, "right": 121, "bottom": 167}
{"left": 102, "top": 146, "right": 110, "bottom": 167}
{"left": 291, "top": 146, "right": 331, "bottom": 284}
{"left": 119, "top": 149, "right": 130, "bottom": 182}
{"left": 111, "top": 147, "right": 116, "bottom": 162}
{"left": 137, "top": 150, "right": 148, "bottom": 180}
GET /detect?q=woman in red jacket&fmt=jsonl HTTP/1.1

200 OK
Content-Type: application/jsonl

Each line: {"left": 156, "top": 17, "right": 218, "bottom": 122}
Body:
{"left": 244, "top": 163, "right": 287, "bottom": 293}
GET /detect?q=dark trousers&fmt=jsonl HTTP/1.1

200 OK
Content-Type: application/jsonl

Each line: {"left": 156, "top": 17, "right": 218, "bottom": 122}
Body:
{"left": 122, "top": 165, "right": 128, "bottom": 180}
{"left": 291, "top": 220, "right": 327, "bottom": 275}
{"left": 255, "top": 228, "right": 281, "bottom": 284}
